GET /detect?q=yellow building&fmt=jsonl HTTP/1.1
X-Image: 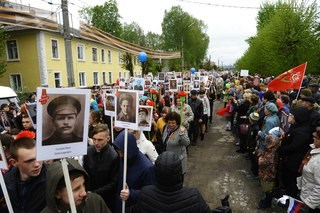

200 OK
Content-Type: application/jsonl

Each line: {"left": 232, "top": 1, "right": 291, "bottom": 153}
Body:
{"left": 0, "top": 3, "right": 180, "bottom": 92}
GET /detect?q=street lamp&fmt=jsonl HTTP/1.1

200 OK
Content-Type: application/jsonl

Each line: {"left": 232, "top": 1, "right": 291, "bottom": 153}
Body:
{"left": 181, "top": 22, "right": 195, "bottom": 72}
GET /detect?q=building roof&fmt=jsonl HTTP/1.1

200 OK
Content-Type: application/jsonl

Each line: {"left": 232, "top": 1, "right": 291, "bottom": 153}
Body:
{"left": 0, "top": 4, "right": 180, "bottom": 60}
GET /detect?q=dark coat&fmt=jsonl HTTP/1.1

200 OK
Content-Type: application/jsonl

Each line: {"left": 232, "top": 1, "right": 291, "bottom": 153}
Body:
{"left": 83, "top": 144, "right": 120, "bottom": 210}
{"left": 280, "top": 107, "right": 313, "bottom": 173}
{"left": 2, "top": 165, "right": 46, "bottom": 212}
{"left": 135, "top": 151, "right": 211, "bottom": 213}
{"left": 113, "top": 132, "right": 156, "bottom": 213}
{"left": 188, "top": 98, "right": 203, "bottom": 121}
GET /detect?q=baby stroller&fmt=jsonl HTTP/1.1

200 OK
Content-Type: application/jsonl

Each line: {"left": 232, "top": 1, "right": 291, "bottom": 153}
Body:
{"left": 212, "top": 195, "right": 232, "bottom": 213}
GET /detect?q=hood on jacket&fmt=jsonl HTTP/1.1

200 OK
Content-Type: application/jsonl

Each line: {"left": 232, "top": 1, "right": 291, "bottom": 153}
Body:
{"left": 154, "top": 151, "right": 183, "bottom": 192}
{"left": 291, "top": 106, "right": 310, "bottom": 124}
{"left": 113, "top": 131, "right": 139, "bottom": 158}
{"left": 46, "top": 158, "right": 88, "bottom": 211}
{"left": 137, "top": 132, "right": 147, "bottom": 145}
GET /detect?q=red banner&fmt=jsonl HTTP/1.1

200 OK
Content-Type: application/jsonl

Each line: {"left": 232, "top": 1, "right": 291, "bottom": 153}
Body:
{"left": 267, "top": 63, "right": 307, "bottom": 91}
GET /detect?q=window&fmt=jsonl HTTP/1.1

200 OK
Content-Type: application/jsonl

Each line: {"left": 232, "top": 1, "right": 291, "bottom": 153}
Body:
{"left": 101, "top": 49, "right": 105, "bottom": 63}
{"left": 54, "top": 72, "right": 61, "bottom": 88}
{"left": 6, "top": 40, "right": 19, "bottom": 60}
{"left": 134, "top": 56, "right": 137, "bottom": 65}
{"left": 51, "top": 39, "right": 59, "bottom": 59}
{"left": 102, "top": 72, "right": 106, "bottom": 84}
{"left": 77, "top": 44, "right": 85, "bottom": 60}
{"left": 9, "top": 74, "right": 22, "bottom": 91}
{"left": 92, "top": 47, "right": 98, "bottom": 62}
{"left": 108, "top": 72, "right": 112, "bottom": 83}
{"left": 119, "top": 72, "right": 122, "bottom": 78}
{"left": 124, "top": 72, "right": 127, "bottom": 79}
{"left": 118, "top": 52, "right": 122, "bottom": 64}
{"left": 108, "top": 50, "right": 111, "bottom": 63}
{"left": 93, "top": 71, "right": 99, "bottom": 85}
{"left": 79, "top": 72, "right": 86, "bottom": 87}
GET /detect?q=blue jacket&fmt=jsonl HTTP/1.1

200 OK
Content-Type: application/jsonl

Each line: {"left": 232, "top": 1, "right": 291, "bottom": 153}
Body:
{"left": 113, "top": 132, "right": 156, "bottom": 213}
{"left": 258, "top": 113, "right": 279, "bottom": 151}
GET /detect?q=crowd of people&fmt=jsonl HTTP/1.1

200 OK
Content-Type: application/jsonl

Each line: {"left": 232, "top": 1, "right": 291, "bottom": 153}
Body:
{"left": 0, "top": 71, "right": 320, "bottom": 212}
{"left": 217, "top": 74, "right": 320, "bottom": 212}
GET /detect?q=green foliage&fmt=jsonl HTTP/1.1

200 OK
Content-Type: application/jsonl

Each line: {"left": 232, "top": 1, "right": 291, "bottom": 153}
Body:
{"left": 162, "top": 6, "right": 209, "bottom": 70}
{"left": 120, "top": 22, "right": 145, "bottom": 46}
{"left": 236, "top": 0, "right": 320, "bottom": 76}
{"left": 79, "top": 0, "right": 122, "bottom": 37}
{"left": 0, "top": 27, "right": 7, "bottom": 78}
{"left": 120, "top": 52, "right": 133, "bottom": 76}
{"left": 144, "top": 32, "right": 164, "bottom": 50}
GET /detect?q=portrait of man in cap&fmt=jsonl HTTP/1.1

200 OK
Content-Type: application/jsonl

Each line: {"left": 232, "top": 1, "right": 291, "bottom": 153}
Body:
{"left": 42, "top": 95, "right": 83, "bottom": 146}
{"left": 116, "top": 92, "right": 136, "bottom": 123}
{"left": 134, "top": 79, "right": 143, "bottom": 91}
{"left": 138, "top": 107, "right": 149, "bottom": 127}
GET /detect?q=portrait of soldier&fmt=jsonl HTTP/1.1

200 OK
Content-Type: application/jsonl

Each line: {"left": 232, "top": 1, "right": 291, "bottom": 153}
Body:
{"left": 170, "top": 79, "right": 177, "bottom": 90}
{"left": 138, "top": 108, "right": 149, "bottom": 127}
{"left": 42, "top": 95, "right": 83, "bottom": 146}
{"left": 117, "top": 93, "right": 135, "bottom": 123}
{"left": 158, "top": 73, "right": 165, "bottom": 81}
{"left": 105, "top": 95, "right": 115, "bottom": 111}
{"left": 134, "top": 79, "right": 143, "bottom": 91}
{"left": 194, "top": 81, "right": 200, "bottom": 89}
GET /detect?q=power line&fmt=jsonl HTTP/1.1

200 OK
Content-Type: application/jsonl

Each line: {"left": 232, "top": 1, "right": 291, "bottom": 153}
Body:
{"left": 174, "top": 0, "right": 317, "bottom": 10}
{"left": 174, "top": 0, "right": 260, "bottom": 9}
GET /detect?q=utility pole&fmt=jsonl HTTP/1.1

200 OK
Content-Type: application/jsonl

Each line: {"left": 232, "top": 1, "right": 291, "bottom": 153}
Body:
{"left": 61, "top": 0, "right": 75, "bottom": 87}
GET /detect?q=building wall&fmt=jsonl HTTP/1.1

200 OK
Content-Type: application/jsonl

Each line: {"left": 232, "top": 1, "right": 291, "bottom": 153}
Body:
{"left": 0, "top": 30, "right": 142, "bottom": 92}
{"left": 0, "top": 31, "right": 41, "bottom": 92}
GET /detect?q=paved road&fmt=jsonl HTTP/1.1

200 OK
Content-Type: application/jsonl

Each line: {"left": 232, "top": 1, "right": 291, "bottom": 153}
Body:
{"left": 184, "top": 100, "right": 284, "bottom": 213}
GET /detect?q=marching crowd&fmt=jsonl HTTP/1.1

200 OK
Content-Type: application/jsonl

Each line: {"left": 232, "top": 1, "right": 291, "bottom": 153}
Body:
{"left": 0, "top": 71, "right": 320, "bottom": 212}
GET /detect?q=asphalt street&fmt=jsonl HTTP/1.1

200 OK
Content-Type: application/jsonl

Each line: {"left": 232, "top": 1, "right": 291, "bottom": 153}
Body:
{"left": 184, "top": 100, "right": 284, "bottom": 213}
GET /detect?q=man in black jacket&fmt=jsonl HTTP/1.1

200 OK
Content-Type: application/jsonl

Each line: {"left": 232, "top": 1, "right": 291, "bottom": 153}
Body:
{"left": 135, "top": 151, "right": 211, "bottom": 213}
{"left": 83, "top": 124, "right": 120, "bottom": 211}
{"left": 1, "top": 135, "right": 46, "bottom": 212}
{"left": 188, "top": 90, "right": 204, "bottom": 145}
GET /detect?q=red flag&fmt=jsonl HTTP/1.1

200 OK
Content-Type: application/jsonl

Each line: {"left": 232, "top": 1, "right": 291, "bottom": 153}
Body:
{"left": 267, "top": 63, "right": 307, "bottom": 91}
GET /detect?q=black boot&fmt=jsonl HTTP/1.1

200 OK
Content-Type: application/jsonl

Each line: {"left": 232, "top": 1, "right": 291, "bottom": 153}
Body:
{"left": 257, "top": 192, "right": 272, "bottom": 209}
{"left": 200, "top": 133, "right": 204, "bottom": 141}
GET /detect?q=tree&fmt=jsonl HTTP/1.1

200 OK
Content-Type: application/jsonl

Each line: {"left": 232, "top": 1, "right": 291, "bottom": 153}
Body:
{"left": 79, "top": 0, "right": 122, "bottom": 37}
{"left": 120, "top": 52, "right": 133, "bottom": 76}
{"left": 120, "top": 22, "right": 145, "bottom": 46}
{"left": 236, "top": 0, "right": 320, "bottom": 75}
{"left": 0, "top": 27, "right": 7, "bottom": 78}
{"left": 144, "top": 32, "right": 164, "bottom": 50}
{"left": 161, "top": 6, "right": 209, "bottom": 71}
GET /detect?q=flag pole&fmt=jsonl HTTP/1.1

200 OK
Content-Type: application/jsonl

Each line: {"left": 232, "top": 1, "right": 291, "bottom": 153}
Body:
{"left": 295, "top": 62, "right": 307, "bottom": 100}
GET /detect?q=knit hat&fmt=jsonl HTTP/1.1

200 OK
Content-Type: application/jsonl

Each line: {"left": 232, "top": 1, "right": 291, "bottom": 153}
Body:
{"left": 301, "top": 97, "right": 316, "bottom": 105}
{"left": 265, "top": 102, "right": 278, "bottom": 113}
{"left": 249, "top": 112, "right": 259, "bottom": 122}
{"left": 300, "top": 88, "right": 312, "bottom": 97}
{"left": 269, "top": 127, "right": 281, "bottom": 138}
{"left": 155, "top": 151, "right": 183, "bottom": 191}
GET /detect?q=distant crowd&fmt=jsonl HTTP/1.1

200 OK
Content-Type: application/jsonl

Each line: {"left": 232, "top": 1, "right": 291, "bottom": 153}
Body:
{"left": 0, "top": 71, "right": 320, "bottom": 212}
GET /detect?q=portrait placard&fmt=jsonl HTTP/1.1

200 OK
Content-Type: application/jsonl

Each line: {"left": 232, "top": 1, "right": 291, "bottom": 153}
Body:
{"left": 25, "top": 102, "right": 37, "bottom": 129}
{"left": 138, "top": 106, "right": 153, "bottom": 131}
{"left": 115, "top": 90, "right": 139, "bottom": 130}
{"left": 194, "top": 80, "right": 200, "bottom": 90}
{"left": 104, "top": 94, "right": 115, "bottom": 117}
{"left": 169, "top": 79, "right": 178, "bottom": 91}
{"left": 0, "top": 141, "right": 8, "bottom": 170}
{"left": 36, "top": 88, "right": 90, "bottom": 161}
{"left": 280, "top": 111, "right": 289, "bottom": 133}
{"left": 133, "top": 78, "right": 145, "bottom": 94}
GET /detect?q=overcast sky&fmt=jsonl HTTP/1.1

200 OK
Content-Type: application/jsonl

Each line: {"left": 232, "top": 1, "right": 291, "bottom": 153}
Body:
{"left": 13, "top": 0, "right": 271, "bottom": 65}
